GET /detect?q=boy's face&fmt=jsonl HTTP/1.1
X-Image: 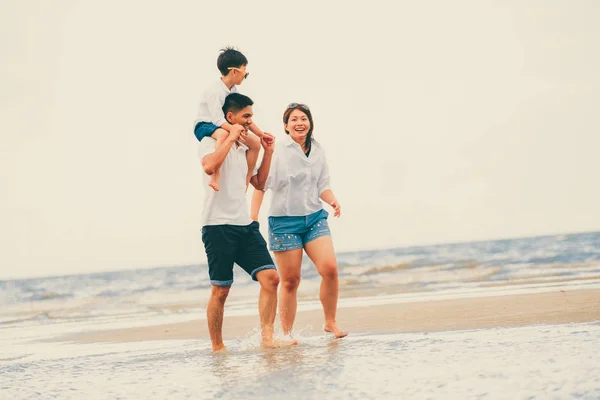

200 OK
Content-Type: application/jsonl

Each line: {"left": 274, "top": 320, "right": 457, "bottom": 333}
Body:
{"left": 227, "top": 106, "right": 253, "bottom": 130}
{"left": 230, "top": 64, "right": 249, "bottom": 85}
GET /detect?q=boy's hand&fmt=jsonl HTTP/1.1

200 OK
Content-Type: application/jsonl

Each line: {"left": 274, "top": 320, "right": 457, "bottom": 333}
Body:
{"left": 261, "top": 132, "right": 275, "bottom": 145}
{"left": 228, "top": 124, "right": 245, "bottom": 143}
{"left": 261, "top": 134, "right": 275, "bottom": 154}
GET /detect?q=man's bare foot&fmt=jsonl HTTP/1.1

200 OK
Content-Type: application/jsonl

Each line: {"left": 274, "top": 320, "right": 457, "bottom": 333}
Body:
{"left": 324, "top": 322, "right": 348, "bottom": 339}
{"left": 212, "top": 344, "right": 227, "bottom": 352}
{"left": 261, "top": 338, "right": 299, "bottom": 349}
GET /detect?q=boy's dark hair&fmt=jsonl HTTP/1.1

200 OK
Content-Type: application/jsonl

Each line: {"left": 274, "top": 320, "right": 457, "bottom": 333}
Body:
{"left": 222, "top": 93, "right": 254, "bottom": 116}
{"left": 217, "top": 47, "right": 248, "bottom": 76}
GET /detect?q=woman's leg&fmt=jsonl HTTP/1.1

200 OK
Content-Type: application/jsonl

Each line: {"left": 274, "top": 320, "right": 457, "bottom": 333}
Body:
{"left": 304, "top": 236, "right": 347, "bottom": 338}
{"left": 273, "top": 249, "right": 303, "bottom": 335}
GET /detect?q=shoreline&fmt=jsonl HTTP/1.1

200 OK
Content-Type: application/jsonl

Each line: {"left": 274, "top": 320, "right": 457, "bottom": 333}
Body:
{"left": 57, "top": 288, "right": 600, "bottom": 344}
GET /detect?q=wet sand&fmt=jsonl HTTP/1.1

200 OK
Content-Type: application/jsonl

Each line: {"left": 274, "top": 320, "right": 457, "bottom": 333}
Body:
{"left": 60, "top": 288, "right": 600, "bottom": 343}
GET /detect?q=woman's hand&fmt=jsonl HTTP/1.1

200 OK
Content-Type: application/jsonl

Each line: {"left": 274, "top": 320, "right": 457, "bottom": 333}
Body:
{"left": 330, "top": 200, "right": 341, "bottom": 217}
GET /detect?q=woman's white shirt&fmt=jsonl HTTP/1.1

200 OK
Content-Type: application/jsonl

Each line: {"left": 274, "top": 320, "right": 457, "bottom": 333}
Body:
{"left": 266, "top": 134, "right": 331, "bottom": 217}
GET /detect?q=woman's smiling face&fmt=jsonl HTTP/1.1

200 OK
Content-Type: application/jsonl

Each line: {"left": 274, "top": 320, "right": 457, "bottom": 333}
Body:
{"left": 285, "top": 109, "right": 311, "bottom": 144}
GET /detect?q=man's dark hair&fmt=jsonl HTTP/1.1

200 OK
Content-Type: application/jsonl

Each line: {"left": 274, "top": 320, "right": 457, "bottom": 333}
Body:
{"left": 222, "top": 93, "right": 254, "bottom": 116}
{"left": 217, "top": 47, "right": 248, "bottom": 76}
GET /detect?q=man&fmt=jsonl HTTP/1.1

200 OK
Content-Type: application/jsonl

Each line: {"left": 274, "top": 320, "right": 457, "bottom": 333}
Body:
{"left": 198, "top": 92, "right": 297, "bottom": 351}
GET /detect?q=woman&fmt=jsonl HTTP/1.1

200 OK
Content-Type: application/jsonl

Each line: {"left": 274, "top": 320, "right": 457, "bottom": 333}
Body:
{"left": 252, "top": 103, "right": 346, "bottom": 339}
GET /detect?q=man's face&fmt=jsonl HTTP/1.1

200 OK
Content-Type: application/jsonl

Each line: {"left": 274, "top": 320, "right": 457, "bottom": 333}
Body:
{"left": 227, "top": 106, "right": 253, "bottom": 130}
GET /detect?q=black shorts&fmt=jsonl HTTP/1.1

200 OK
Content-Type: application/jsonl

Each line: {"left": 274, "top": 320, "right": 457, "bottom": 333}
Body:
{"left": 201, "top": 221, "right": 276, "bottom": 286}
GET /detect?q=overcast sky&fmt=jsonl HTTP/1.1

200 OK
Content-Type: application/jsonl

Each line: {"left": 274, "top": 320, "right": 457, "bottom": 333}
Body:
{"left": 2, "top": 0, "right": 599, "bottom": 280}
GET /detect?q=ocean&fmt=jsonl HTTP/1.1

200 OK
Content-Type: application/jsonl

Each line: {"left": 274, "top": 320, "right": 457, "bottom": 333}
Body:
{"left": 1, "top": 231, "right": 600, "bottom": 399}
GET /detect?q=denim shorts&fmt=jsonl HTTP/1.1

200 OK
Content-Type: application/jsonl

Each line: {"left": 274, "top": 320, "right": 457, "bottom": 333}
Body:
{"left": 194, "top": 122, "right": 219, "bottom": 142}
{"left": 268, "top": 209, "right": 331, "bottom": 252}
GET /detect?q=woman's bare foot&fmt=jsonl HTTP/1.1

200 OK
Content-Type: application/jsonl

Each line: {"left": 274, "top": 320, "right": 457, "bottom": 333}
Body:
{"left": 261, "top": 338, "right": 299, "bottom": 349}
{"left": 324, "top": 322, "right": 348, "bottom": 339}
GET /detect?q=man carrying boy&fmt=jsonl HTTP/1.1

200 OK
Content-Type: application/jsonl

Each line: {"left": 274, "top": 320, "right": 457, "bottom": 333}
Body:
{"left": 194, "top": 47, "right": 272, "bottom": 192}
{"left": 199, "top": 93, "right": 297, "bottom": 351}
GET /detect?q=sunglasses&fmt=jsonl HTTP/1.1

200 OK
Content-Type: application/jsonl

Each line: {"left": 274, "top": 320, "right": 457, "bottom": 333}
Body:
{"left": 287, "top": 103, "right": 310, "bottom": 110}
{"left": 227, "top": 67, "right": 249, "bottom": 79}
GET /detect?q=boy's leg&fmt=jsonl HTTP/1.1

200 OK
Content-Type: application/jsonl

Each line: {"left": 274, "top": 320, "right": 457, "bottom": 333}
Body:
{"left": 208, "top": 128, "right": 229, "bottom": 191}
{"left": 245, "top": 133, "right": 261, "bottom": 187}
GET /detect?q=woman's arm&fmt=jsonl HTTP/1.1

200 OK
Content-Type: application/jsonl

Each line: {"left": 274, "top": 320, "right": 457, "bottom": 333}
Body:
{"left": 320, "top": 189, "right": 341, "bottom": 217}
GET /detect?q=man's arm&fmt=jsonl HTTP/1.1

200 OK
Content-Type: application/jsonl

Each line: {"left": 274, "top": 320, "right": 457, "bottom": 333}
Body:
{"left": 250, "top": 189, "right": 265, "bottom": 221}
{"left": 250, "top": 135, "right": 275, "bottom": 190}
{"left": 201, "top": 125, "right": 243, "bottom": 175}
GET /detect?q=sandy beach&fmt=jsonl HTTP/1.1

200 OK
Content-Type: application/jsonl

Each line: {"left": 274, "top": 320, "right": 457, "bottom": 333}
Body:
{"left": 61, "top": 288, "right": 600, "bottom": 344}
{"left": 5, "top": 232, "right": 600, "bottom": 399}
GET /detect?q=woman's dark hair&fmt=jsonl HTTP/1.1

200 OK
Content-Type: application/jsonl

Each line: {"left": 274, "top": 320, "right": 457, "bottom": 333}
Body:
{"left": 283, "top": 104, "right": 314, "bottom": 151}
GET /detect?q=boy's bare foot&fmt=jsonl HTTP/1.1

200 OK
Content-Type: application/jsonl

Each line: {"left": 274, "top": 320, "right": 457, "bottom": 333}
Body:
{"left": 261, "top": 338, "right": 299, "bottom": 349}
{"left": 209, "top": 170, "right": 220, "bottom": 191}
{"left": 208, "top": 181, "right": 219, "bottom": 191}
{"left": 324, "top": 322, "right": 348, "bottom": 339}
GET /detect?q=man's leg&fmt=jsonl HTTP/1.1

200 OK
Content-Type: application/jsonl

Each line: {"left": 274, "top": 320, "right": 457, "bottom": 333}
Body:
{"left": 236, "top": 222, "right": 297, "bottom": 347}
{"left": 254, "top": 269, "right": 298, "bottom": 348}
{"left": 202, "top": 224, "right": 236, "bottom": 351}
{"left": 254, "top": 269, "right": 278, "bottom": 345}
{"left": 206, "top": 285, "right": 231, "bottom": 351}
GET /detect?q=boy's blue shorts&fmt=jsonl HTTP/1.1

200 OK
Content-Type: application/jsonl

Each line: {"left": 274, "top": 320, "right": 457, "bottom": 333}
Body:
{"left": 194, "top": 122, "right": 220, "bottom": 142}
{"left": 268, "top": 209, "right": 331, "bottom": 252}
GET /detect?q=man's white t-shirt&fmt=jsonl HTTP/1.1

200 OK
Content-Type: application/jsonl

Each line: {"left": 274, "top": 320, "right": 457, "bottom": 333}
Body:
{"left": 198, "top": 138, "right": 254, "bottom": 226}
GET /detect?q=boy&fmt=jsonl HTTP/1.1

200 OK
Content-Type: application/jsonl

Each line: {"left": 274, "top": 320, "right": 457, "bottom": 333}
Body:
{"left": 193, "top": 47, "right": 272, "bottom": 191}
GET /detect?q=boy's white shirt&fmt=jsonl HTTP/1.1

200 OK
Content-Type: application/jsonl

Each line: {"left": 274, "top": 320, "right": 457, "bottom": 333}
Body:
{"left": 194, "top": 80, "right": 238, "bottom": 127}
{"left": 265, "top": 134, "right": 331, "bottom": 217}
